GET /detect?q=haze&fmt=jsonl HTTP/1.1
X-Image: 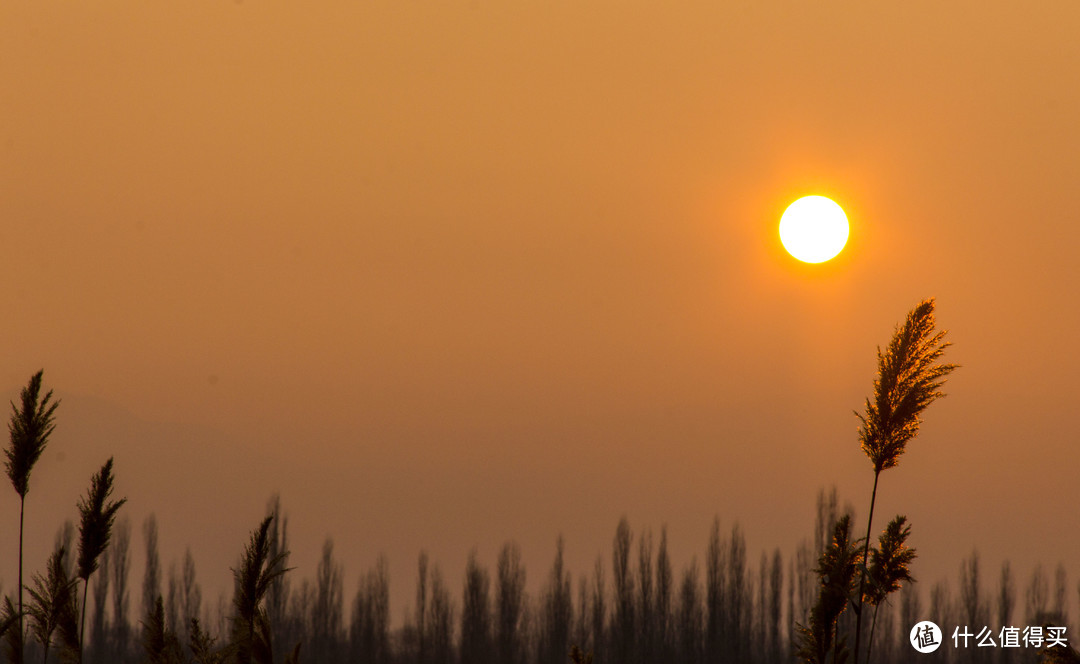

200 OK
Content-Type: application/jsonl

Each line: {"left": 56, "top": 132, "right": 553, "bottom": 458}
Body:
{"left": 3, "top": 1, "right": 1079, "bottom": 626}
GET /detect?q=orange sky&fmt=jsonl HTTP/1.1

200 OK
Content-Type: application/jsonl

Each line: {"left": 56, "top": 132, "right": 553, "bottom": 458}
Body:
{"left": 3, "top": 1, "right": 1079, "bottom": 624}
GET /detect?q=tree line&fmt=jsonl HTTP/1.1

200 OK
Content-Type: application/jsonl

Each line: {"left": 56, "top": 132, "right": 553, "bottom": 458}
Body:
{"left": 4, "top": 301, "right": 1078, "bottom": 663}
{"left": 5, "top": 490, "right": 1078, "bottom": 664}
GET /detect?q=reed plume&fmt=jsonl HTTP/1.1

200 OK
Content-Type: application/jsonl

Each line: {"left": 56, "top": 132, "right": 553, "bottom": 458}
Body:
{"left": 5, "top": 370, "right": 60, "bottom": 664}
{"left": 190, "top": 617, "right": 233, "bottom": 664}
{"left": 863, "top": 516, "right": 916, "bottom": 662}
{"left": 141, "top": 596, "right": 183, "bottom": 664}
{"left": 26, "top": 546, "right": 78, "bottom": 664}
{"left": 856, "top": 299, "right": 957, "bottom": 473}
{"left": 796, "top": 515, "right": 863, "bottom": 664}
{"left": 232, "top": 516, "right": 292, "bottom": 664}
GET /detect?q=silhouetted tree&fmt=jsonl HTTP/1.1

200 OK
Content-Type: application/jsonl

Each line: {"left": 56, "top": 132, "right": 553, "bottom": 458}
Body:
{"left": 572, "top": 577, "right": 589, "bottom": 657}
{"left": 998, "top": 562, "right": 1015, "bottom": 664}
{"left": 1027, "top": 565, "right": 1049, "bottom": 627}
{"left": 539, "top": 537, "right": 572, "bottom": 664}
{"left": 311, "top": 538, "right": 344, "bottom": 663}
{"left": 767, "top": 549, "right": 783, "bottom": 664}
{"left": 180, "top": 549, "right": 201, "bottom": 646}
{"left": 870, "top": 599, "right": 896, "bottom": 664}
{"left": 814, "top": 489, "right": 839, "bottom": 562}
{"left": 495, "top": 542, "right": 526, "bottom": 664}
{"left": 1053, "top": 564, "right": 1068, "bottom": 625}
{"left": 790, "top": 540, "right": 813, "bottom": 650}
{"left": 928, "top": 581, "right": 953, "bottom": 649}
{"left": 210, "top": 592, "right": 229, "bottom": 654}
{"left": 725, "top": 523, "right": 749, "bottom": 662}
{"left": 590, "top": 557, "right": 606, "bottom": 660}
{"left": 5, "top": 370, "right": 60, "bottom": 664}
{"left": 757, "top": 551, "right": 769, "bottom": 662}
{"left": 899, "top": 584, "right": 921, "bottom": 648}
{"left": 460, "top": 551, "right": 491, "bottom": 664}
{"left": 636, "top": 527, "right": 654, "bottom": 664}
{"left": 655, "top": 527, "right": 673, "bottom": 659}
{"left": 349, "top": 556, "right": 389, "bottom": 664}
{"left": 613, "top": 522, "right": 635, "bottom": 660}
{"left": 416, "top": 551, "right": 430, "bottom": 664}
{"left": 427, "top": 565, "right": 454, "bottom": 664}
{"left": 55, "top": 521, "right": 76, "bottom": 581}
{"left": 958, "top": 549, "right": 986, "bottom": 664}
{"left": 675, "top": 562, "right": 704, "bottom": 664}
{"left": 852, "top": 299, "right": 956, "bottom": 664}
{"left": 286, "top": 579, "right": 312, "bottom": 662}
{"left": 110, "top": 517, "right": 132, "bottom": 664}
{"left": 611, "top": 519, "right": 635, "bottom": 664}
{"left": 166, "top": 563, "right": 180, "bottom": 640}
{"left": 959, "top": 550, "right": 985, "bottom": 628}
{"left": 142, "top": 516, "right": 161, "bottom": 629}
{"left": 704, "top": 517, "right": 724, "bottom": 664}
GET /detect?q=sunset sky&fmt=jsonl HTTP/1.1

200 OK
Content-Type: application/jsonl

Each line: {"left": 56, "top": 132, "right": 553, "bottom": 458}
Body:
{"left": 3, "top": 2, "right": 1079, "bottom": 622}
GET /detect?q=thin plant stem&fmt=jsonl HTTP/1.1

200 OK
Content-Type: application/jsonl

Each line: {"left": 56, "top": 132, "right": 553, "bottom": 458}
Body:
{"left": 854, "top": 469, "right": 881, "bottom": 664}
{"left": 80, "top": 577, "right": 89, "bottom": 655}
{"left": 19, "top": 497, "right": 25, "bottom": 664}
{"left": 866, "top": 602, "right": 881, "bottom": 664}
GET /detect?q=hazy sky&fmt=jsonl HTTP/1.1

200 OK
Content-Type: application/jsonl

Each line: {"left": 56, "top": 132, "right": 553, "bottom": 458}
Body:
{"left": 3, "top": 1, "right": 1079, "bottom": 622}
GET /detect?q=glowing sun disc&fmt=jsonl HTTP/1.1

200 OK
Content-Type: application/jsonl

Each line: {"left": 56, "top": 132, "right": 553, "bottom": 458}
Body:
{"left": 779, "top": 196, "right": 849, "bottom": 263}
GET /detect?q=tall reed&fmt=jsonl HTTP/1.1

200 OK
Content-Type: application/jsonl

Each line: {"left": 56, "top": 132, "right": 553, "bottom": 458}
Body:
{"left": 4, "top": 370, "right": 60, "bottom": 664}
{"left": 852, "top": 299, "right": 956, "bottom": 663}
{"left": 232, "top": 516, "right": 292, "bottom": 664}
{"left": 77, "top": 457, "right": 127, "bottom": 653}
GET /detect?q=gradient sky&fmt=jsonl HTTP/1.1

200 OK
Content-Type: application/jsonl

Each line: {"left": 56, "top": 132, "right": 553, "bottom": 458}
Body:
{"left": 3, "top": 1, "right": 1079, "bottom": 624}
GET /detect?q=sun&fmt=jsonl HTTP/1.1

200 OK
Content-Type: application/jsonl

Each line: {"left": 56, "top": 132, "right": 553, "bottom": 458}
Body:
{"left": 779, "top": 195, "right": 849, "bottom": 263}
